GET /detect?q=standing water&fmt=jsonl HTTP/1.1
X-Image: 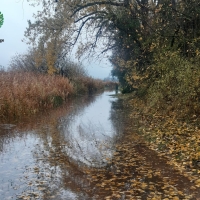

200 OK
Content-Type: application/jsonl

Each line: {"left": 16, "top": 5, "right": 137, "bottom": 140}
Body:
{"left": 0, "top": 91, "right": 121, "bottom": 200}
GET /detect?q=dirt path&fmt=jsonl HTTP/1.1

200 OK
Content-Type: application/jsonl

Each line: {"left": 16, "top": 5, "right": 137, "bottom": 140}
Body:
{"left": 83, "top": 96, "right": 200, "bottom": 200}
{"left": 84, "top": 131, "right": 200, "bottom": 199}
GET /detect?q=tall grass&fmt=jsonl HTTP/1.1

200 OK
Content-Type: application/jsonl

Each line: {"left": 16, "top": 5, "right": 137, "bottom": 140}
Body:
{"left": 0, "top": 71, "right": 73, "bottom": 121}
{"left": 0, "top": 71, "right": 116, "bottom": 122}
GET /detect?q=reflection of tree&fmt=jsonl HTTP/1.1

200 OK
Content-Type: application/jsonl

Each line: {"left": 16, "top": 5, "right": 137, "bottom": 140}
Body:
{"left": 30, "top": 92, "right": 105, "bottom": 199}
{"left": 0, "top": 92, "right": 103, "bottom": 199}
{"left": 0, "top": 126, "right": 16, "bottom": 153}
{"left": 0, "top": 100, "right": 73, "bottom": 154}
{"left": 57, "top": 92, "right": 119, "bottom": 168}
{"left": 0, "top": 91, "right": 120, "bottom": 199}
{"left": 0, "top": 92, "right": 100, "bottom": 153}
{"left": 33, "top": 129, "right": 93, "bottom": 199}
{"left": 63, "top": 122, "right": 115, "bottom": 167}
{"left": 110, "top": 98, "right": 127, "bottom": 137}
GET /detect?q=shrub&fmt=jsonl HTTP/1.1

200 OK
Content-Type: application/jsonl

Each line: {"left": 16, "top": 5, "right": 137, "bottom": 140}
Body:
{"left": 147, "top": 51, "right": 200, "bottom": 117}
{"left": 72, "top": 76, "right": 105, "bottom": 95}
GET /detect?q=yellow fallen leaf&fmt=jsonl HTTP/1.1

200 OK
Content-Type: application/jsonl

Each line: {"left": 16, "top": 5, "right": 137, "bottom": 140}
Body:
{"left": 195, "top": 179, "right": 200, "bottom": 184}
{"left": 172, "top": 196, "right": 179, "bottom": 200}
{"left": 195, "top": 179, "right": 200, "bottom": 187}
{"left": 141, "top": 182, "right": 147, "bottom": 189}
{"left": 190, "top": 186, "right": 196, "bottom": 190}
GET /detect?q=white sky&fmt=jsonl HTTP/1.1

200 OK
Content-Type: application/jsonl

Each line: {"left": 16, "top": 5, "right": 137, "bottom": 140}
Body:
{"left": 0, "top": 0, "right": 112, "bottom": 79}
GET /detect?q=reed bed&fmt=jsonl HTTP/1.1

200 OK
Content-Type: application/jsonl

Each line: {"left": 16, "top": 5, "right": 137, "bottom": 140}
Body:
{"left": 73, "top": 76, "right": 116, "bottom": 94}
{"left": 0, "top": 71, "right": 73, "bottom": 121}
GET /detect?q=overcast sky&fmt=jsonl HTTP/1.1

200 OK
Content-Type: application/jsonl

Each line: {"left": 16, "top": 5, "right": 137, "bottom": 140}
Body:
{"left": 0, "top": 0, "right": 112, "bottom": 79}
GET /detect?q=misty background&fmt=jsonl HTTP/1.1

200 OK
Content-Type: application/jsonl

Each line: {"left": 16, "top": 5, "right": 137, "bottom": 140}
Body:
{"left": 0, "top": 0, "right": 113, "bottom": 79}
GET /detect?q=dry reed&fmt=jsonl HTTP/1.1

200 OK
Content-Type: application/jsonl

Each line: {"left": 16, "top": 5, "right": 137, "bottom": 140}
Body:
{"left": 0, "top": 71, "right": 73, "bottom": 121}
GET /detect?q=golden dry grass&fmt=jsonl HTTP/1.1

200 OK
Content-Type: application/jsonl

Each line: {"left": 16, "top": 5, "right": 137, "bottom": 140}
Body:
{"left": 0, "top": 71, "right": 73, "bottom": 121}
{"left": 0, "top": 71, "right": 116, "bottom": 121}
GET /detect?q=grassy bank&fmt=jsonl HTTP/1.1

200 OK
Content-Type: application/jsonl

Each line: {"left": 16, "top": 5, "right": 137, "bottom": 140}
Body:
{"left": 120, "top": 93, "right": 200, "bottom": 183}
{"left": 0, "top": 71, "right": 114, "bottom": 122}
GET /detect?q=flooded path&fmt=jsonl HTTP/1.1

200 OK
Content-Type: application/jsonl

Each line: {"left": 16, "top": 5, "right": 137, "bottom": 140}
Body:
{"left": 0, "top": 91, "right": 200, "bottom": 200}
{"left": 0, "top": 91, "right": 122, "bottom": 200}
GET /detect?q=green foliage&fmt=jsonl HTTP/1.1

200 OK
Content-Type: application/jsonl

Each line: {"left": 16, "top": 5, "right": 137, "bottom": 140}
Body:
{"left": 0, "top": 12, "right": 4, "bottom": 28}
{"left": 147, "top": 51, "right": 200, "bottom": 116}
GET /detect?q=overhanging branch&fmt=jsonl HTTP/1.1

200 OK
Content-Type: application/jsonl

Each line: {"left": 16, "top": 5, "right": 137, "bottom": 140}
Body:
{"left": 75, "top": 11, "right": 108, "bottom": 23}
{"left": 71, "top": 1, "right": 125, "bottom": 17}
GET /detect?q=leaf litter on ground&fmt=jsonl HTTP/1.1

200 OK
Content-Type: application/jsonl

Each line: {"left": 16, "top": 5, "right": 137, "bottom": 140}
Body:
{"left": 83, "top": 94, "right": 200, "bottom": 199}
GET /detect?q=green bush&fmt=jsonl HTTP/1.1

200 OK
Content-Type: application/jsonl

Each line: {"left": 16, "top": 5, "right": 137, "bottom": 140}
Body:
{"left": 147, "top": 51, "right": 200, "bottom": 116}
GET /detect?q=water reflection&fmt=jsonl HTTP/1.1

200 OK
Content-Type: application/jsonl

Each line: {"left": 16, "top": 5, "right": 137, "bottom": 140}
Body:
{"left": 59, "top": 92, "right": 118, "bottom": 167}
{"left": 0, "top": 91, "right": 121, "bottom": 199}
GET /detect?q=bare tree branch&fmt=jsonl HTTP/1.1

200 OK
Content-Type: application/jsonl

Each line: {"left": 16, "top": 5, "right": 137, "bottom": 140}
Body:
{"left": 71, "top": 1, "right": 125, "bottom": 17}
